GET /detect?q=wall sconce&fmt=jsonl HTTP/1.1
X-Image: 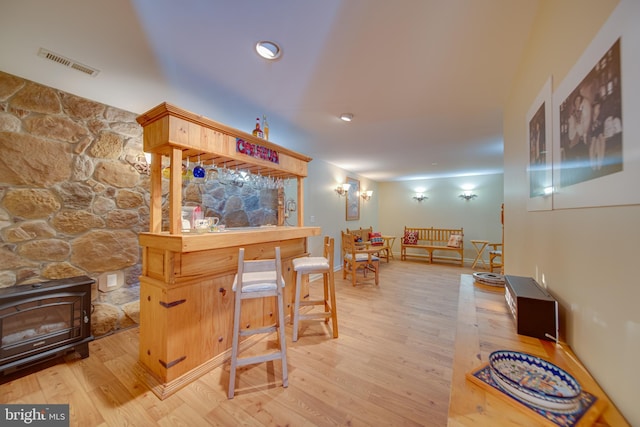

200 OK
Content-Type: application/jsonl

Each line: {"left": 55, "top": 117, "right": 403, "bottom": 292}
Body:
{"left": 335, "top": 183, "right": 350, "bottom": 196}
{"left": 413, "top": 193, "right": 428, "bottom": 202}
{"left": 459, "top": 191, "right": 477, "bottom": 200}
{"left": 361, "top": 190, "right": 373, "bottom": 201}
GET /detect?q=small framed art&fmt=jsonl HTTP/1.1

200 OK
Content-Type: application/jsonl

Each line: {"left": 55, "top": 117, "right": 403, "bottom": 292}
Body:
{"left": 346, "top": 177, "right": 360, "bottom": 221}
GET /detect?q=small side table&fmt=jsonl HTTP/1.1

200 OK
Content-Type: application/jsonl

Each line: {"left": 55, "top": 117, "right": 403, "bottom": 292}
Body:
{"left": 470, "top": 240, "right": 489, "bottom": 269}
{"left": 382, "top": 235, "right": 396, "bottom": 260}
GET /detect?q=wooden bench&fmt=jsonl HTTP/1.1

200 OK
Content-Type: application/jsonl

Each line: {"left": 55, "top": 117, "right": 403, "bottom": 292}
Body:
{"left": 400, "top": 226, "right": 464, "bottom": 266}
{"left": 346, "top": 227, "right": 391, "bottom": 262}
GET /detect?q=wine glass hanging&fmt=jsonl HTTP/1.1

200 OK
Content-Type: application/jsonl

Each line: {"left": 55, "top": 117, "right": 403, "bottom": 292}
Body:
{"left": 158, "top": 155, "right": 285, "bottom": 191}
{"left": 193, "top": 155, "right": 205, "bottom": 179}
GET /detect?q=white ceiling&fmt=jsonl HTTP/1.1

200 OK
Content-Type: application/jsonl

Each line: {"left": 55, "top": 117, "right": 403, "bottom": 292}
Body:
{"left": 0, "top": 0, "right": 539, "bottom": 181}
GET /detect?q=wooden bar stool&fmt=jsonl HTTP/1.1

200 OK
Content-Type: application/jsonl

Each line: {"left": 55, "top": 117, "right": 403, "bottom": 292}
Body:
{"left": 228, "top": 247, "right": 288, "bottom": 399}
{"left": 291, "top": 236, "right": 338, "bottom": 342}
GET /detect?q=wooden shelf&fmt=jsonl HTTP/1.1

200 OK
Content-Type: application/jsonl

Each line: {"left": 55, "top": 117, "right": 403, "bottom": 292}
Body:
{"left": 136, "top": 102, "right": 311, "bottom": 180}
{"left": 136, "top": 102, "right": 313, "bottom": 234}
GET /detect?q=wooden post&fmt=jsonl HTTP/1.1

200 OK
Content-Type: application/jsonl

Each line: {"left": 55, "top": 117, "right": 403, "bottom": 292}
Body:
{"left": 297, "top": 177, "right": 304, "bottom": 226}
{"left": 169, "top": 147, "right": 183, "bottom": 234}
{"left": 149, "top": 152, "right": 163, "bottom": 233}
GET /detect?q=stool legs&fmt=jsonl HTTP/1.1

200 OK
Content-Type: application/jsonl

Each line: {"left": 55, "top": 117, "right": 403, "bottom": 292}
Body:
{"left": 228, "top": 286, "right": 288, "bottom": 398}
{"left": 228, "top": 247, "right": 288, "bottom": 399}
{"left": 276, "top": 285, "right": 289, "bottom": 387}
{"left": 228, "top": 284, "right": 243, "bottom": 399}
{"left": 292, "top": 270, "right": 304, "bottom": 342}
{"left": 326, "top": 266, "right": 338, "bottom": 338}
{"left": 292, "top": 268, "right": 338, "bottom": 342}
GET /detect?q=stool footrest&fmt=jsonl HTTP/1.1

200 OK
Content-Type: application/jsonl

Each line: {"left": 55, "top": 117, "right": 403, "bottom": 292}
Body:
{"left": 240, "top": 325, "right": 277, "bottom": 337}
{"left": 299, "top": 312, "right": 331, "bottom": 320}
{"left": 300, "top": 300, "right": 328, "bottom": 307}
{"left": 236, "top": 351, "right": 284, "bottom": 367}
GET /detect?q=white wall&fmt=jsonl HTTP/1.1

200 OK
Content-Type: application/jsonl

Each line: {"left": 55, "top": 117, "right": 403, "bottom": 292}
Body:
{"left": 378, "top": 174, "right": 504, "bottom": 261}
{"left": 301, "top": 159, "right": 379, "bottom": 269}
{"left": 504, "top": 0, "right": 639, "bottom": 423}
{"left": 302, "top": 157, "right": 504, "bottom": 267}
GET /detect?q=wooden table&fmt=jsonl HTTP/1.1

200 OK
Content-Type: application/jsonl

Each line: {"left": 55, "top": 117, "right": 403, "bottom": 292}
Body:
{"left": 470, "top": 239, "right": 489, "bottom": 269}
{"left": 382, "top": 235, "right": 396, "bottom": 260}
{"left": 361, "top": 236, "right": 395, "bottom": 263}
{"left": 447, "top": 274, "right": 629, "bottom": 426}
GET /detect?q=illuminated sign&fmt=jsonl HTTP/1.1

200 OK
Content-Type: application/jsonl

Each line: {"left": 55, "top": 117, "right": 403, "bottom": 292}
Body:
{"left": 236, "top": 138, "right": 279, "bottom": 164}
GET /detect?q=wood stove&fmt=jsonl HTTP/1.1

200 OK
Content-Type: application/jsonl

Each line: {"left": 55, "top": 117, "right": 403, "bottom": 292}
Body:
{"left": 0, "top": 275, "right": 94, "bottom": 376}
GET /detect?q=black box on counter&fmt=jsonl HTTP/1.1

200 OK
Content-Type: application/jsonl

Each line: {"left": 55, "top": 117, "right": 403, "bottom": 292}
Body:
{"left": 504, "top": 275, "right": 558, "bottom": 342}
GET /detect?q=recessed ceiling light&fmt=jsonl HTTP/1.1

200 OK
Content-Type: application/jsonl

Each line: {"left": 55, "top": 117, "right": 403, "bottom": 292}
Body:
{"left": 255, "top": 41, "right": 282, "bottom": 60}
{"left": 340, "top": 113, "right": 353, "bottom": 122}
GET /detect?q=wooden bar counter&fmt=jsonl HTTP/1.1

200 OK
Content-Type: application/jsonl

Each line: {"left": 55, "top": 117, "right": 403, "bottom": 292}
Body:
{"left": 136, "top": 104, "right": 320, "bottom": 399}
{"left": 448, "top": 274, "right": 629, "bottom": 426}
{"left": 138, "top": 226, "right": 319, "bottom": 399}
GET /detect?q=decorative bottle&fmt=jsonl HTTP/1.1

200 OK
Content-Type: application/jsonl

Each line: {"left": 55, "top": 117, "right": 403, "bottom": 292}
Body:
{"left": 252, "top": 117, "right": 264, "bottom": 139}
{"left": 263, "top": 115, "right": 269, "bottom": 141}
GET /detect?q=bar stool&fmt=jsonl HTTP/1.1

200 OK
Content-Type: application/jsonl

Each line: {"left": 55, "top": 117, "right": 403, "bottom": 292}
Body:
{"left": 291, "top": 236, "right": 338, "bottom": 342}
{"left": 228, "top": 247, "right": 288, "bottom": 399}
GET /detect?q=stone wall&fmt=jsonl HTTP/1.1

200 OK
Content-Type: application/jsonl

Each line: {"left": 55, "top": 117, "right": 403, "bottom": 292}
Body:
{"left": 0, "top": 70, "right": 279, "bottom": 338}
{"left": 0, "top": 71, "right": 147, "bottom": 337}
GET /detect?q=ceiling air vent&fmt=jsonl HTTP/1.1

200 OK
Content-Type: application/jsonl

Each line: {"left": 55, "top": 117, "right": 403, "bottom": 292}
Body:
{"left": 37, "top": 48, "right": 100, "bottom": 77}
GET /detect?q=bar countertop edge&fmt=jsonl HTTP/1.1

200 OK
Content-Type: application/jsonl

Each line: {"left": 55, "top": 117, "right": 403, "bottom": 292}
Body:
{"left": 139, "top": 226, "right": 322, "bottom": 252}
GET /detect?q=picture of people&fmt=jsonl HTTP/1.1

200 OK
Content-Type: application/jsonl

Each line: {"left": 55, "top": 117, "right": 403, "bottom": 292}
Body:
{"left": 528, "top": 103, "right": 547, "bottom": 197}
{"left": 558, "top": 38, "right": 622, "bottom": 188}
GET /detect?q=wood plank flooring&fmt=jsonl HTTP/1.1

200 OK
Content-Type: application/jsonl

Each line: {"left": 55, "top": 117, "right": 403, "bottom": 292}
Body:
{"left": 1, "top": 260, "right": 476, "bottom": 426}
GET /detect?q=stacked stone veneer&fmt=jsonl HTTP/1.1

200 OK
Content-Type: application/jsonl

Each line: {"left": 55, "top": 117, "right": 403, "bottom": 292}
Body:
{"left": 0, "top": 71, "right": 278, "bottom": 338}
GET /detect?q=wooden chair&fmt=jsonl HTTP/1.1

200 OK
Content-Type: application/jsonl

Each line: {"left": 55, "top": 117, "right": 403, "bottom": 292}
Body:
{"left": 341, "top": 231, "right": 380, "bottom": 286}
{"left": 228, "top": 247, "right": 288, "bottom": 398}
{"left": 489, "top": 243, "right": 503, "bottom": 273}
{"left": 346, "top": 226, "right": 390, "bottom": 262}
{"left": 291, "top": 236, "right": 338, "bottom": 342}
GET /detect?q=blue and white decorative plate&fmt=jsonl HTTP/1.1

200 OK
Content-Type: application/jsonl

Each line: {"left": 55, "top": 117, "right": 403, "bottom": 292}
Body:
{"left": 489, "top": 350, "right": 582, "bottom": 413}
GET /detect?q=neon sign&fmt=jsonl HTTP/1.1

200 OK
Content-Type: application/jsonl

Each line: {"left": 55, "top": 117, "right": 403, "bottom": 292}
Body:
{"left": 236, "top": 138, "right": 279, "bottom": 164}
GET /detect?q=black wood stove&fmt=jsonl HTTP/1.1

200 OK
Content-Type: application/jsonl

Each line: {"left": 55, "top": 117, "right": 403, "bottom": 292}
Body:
{"left": 0, "top": 275, "right": 94, "bottom": 376}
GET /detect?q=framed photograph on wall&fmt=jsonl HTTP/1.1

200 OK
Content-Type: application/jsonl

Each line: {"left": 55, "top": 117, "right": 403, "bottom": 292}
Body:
{"left": 346, "top": 177, "right": 360, "bottom": 221}
{"left": 526, "top": 76, "right": 553, "bottom": 211}
{"left": 552, "top": 3, "right": 640, "bottom": 209}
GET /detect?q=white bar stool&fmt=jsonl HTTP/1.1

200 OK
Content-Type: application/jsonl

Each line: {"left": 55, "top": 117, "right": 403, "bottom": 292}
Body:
{"left": 228, "top": 247, "right": 288, "bottom": 399}
{"left": 291, "top": 236, "right": 338, "bottom": 342}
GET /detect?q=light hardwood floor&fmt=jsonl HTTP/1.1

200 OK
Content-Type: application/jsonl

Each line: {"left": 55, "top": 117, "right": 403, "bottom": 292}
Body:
{"left": 1, "top": 260, "right": 476, "bottom": 426}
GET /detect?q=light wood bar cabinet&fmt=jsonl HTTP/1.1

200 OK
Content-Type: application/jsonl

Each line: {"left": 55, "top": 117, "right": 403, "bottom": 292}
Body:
{"left": 136, "top": 103, "right": 320, "bottom": 399}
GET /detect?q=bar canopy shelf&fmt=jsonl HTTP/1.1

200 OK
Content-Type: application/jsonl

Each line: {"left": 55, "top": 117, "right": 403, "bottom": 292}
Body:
{"left": 136, "top": 102, "right": 312, "bottom": 233}
{"left": 136, "top": 102, "right": 311, "bottom": 179}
